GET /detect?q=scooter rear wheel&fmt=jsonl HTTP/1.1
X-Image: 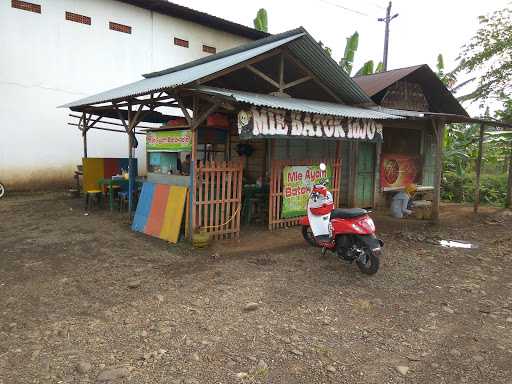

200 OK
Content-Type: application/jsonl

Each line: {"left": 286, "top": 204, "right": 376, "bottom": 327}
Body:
{"left": 0, "top": 183, "right": 5, "bottom": 199}
{"left": 301, "top": 226, "right": 319, "bottom": 247}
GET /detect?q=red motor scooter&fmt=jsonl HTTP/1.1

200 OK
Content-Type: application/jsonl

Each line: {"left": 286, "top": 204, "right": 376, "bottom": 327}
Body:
{"left": 299, "top": 163, "right": 383, "bottom": 275}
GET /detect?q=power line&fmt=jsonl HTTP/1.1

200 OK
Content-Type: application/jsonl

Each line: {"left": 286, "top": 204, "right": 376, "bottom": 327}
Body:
{"left": 317, "top": 0, "right": 370, "bottom": 17}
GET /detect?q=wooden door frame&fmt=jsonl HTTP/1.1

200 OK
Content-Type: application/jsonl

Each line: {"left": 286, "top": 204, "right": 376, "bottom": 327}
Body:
{"left": 351, "top": 142, "right": 377, "bottom": 208}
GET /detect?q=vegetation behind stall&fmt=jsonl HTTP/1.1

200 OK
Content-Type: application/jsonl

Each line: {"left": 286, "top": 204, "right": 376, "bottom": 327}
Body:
{"left": 442, "top": 120, "right": 512, "bottom": 206}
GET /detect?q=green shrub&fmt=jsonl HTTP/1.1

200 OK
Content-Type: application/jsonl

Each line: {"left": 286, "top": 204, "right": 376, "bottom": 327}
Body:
{"left": 441, "top": 172, "right": 508, "bottom": 206}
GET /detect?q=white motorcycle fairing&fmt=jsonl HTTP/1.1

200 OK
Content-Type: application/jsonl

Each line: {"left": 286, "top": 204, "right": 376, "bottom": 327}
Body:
{"left": 307, "top": 191, "right": 333, "bottom": 239}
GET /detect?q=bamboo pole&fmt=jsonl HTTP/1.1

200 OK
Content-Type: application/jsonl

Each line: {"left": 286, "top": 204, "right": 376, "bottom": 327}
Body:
{"left": 432, "top": 120, "right": 445, "bottom": 222}
{"left": 474, "top": 123, "right": 486, "bottom": 213}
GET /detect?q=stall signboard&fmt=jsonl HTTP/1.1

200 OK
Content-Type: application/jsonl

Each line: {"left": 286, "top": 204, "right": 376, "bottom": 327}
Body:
{"left": 146, "top": 130, "right": 192, "bottom": 152}
{"left": 238, "top": 107, "right": 383, "bottom": 142}
{"left": 282, "top": 164, "right": 332, "bottom": 218}
{"left": 380, "top": 153, "right": 421, "bottom": 189}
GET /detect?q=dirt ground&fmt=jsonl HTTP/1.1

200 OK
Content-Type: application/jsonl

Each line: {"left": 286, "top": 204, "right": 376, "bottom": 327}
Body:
{"left": 1, "top": 193, "right": 511, "bottom": 384}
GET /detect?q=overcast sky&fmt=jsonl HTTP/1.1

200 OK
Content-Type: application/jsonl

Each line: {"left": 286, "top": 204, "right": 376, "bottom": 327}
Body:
{"left": 174, "top": 0, "right": 509, "bottom": 113}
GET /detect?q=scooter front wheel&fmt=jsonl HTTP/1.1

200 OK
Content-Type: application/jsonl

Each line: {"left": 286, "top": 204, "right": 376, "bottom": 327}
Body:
{"left": 301, "top": 226, "right": 319, "bottom": 247}
{"left": 355, "top": 244, "right": 380, "bottom": 275}
{"left": 0, "top": 183, "right": 5, "bottom": 199}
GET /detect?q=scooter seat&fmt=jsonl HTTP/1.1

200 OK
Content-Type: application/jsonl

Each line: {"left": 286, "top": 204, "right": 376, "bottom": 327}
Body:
{"left": 330, "top": 208, "right": 368, "bottom": 219}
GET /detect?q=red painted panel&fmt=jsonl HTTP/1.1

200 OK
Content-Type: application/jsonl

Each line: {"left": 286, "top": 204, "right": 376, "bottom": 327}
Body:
{"left": 104, "top": 158, "right": 120, "bottom": 178}
{"left": 144, "top": 184, "right": 170, "bottom": 236}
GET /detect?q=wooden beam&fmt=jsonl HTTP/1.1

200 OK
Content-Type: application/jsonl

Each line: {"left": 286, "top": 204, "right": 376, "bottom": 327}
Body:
{"left": 282, "top": 75, "right": 312, "bottom": 90}
{"left": 69, "top": 114, "right": 156, "bottom": 130}
{"left": 279, "top": 54, "right": 284, "bottom": 92}
{"left": 176, "top": 97, "right": 193, "bottom": 127}
{"left": 196, "top": 48, "right": 282, "bottom": 85}
{"left": 432, "top": 120, "right": 445, "bottom": 222}
{"left": 68, "top": 123, "right": 146, "bottom": 135}
{"left": 88, "top": 115, "right": 102, "bottom": 129}
{"left": 282, "top": 50, "right": 343, "bottom": 103}
{"left": 191, "top": 100, "right": 221, "bottom": 130}
{"left": 246, "top": 64, "right": 280, "bottom": 89}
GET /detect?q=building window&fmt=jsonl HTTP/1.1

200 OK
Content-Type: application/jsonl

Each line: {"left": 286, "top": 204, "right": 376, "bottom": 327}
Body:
{"left": 11, "top": 0, "right": 41, "bottom": 13}
{"left": 202, "top": 45, "right": 216, "bottom": 54}
{"left": 174, "top": 37, "right": 189, "bottom": 48}
{"left": 109, "top": 21, "right": 131, "bottom": 34}
{"left": 65, "top": 11, "right": 91, "bottom": 25}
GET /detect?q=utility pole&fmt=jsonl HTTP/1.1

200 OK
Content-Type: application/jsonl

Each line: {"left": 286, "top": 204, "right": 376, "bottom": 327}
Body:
{"left": 378, "top": 1, "right": 399, "bottom": 71}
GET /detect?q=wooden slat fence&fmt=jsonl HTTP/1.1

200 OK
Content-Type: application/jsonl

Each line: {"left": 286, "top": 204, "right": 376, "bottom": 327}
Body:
{"left": 194, "top": 160, "right": 243, "bottom": 240}
{"left": 269, "top": 159, "right": 342, "bottom": 230}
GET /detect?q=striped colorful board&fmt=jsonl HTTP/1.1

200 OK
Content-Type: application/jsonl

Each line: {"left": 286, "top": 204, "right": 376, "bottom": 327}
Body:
{"left": 82, "top": 158, "right": 138, "bottom": 192}
{"left": 132, "top": 182, "right": 188, "bottom": 244}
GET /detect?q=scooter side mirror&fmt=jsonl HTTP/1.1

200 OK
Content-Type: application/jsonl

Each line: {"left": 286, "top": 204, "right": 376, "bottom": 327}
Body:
{"left": 319, "top": 163, "right": 327, "bottom": 171}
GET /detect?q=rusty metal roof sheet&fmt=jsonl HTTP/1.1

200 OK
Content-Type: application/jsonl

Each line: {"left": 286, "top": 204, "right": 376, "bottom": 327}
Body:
{"left": 353, "top": 64, "right": 468, "bottom": 116}
{"left": 189, "top": 86, "right": 402, "bottom": 120}
{"left": 352, "top": 65, "right": 424, "bottom": 96}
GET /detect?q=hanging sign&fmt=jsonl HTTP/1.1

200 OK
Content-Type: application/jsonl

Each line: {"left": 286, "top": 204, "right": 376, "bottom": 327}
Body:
{"left": 282, "top": 164, "right": 332, "bottom": 218}
{"left": 146, "top": 130, "right": 192, "bottom": 152}
{"left": 237, "top": 107, "right": 383, "bottom": 142}
{"left": 380, "top": 153, "right": 421, "bottom": 189}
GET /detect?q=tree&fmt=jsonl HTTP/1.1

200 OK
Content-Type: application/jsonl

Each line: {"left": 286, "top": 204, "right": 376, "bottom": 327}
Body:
{"left": 457, "top": 7, "right": 512, "bottom": 101}
{"left": 339, "top": 31, "right": 383, "bottom": 76}
{"left": 253, "top": 8, "right": 268, "bottom": 32}
{"left": 339, "top": 32, "right": 359, "bottom": 75}
{"left": 318, "top": 41, "right": 333, "bottom": 57}
{"left": 355, "top": 60, "right": 384, "bottom": 76}
{"left": 436, "top": 53, "right": 475, "bottom": 96}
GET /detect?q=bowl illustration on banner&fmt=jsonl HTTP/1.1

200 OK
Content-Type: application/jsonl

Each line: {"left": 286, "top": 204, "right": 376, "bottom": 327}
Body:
{"left": 383, "top": 158, "right": 400, "bottom": 185}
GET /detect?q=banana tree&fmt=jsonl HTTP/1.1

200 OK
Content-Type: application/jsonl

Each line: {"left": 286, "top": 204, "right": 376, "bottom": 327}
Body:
{"left": 339, "top": 31, "right": 359, "bottom": 75}
{"left": 253, "top": 8, "right": 268, "bottom": 32}
{"left": 355, "top": 60, "right": 384, "bottom": 76}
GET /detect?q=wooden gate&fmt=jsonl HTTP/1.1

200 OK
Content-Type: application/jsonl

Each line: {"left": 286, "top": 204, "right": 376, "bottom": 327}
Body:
{"left": 194, "top": 160, "right": 243, "bottom": 240}
{"left": 269, "top": 159, "right": 342, "bottom": 230}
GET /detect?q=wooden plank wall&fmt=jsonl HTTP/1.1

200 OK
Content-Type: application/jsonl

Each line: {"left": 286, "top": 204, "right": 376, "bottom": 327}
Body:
{"left": 268, "top": 158, "right": 342, "bottom": 230}
{"left": 230, "top": 135, "right": 267, "bottom": 183}
{"left": 194, "top": 160, "right": 243, "bottom": 240}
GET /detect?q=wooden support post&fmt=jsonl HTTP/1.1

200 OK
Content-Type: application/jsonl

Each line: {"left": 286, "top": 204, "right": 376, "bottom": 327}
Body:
{"left": 432, "top": 120, "right": 445, "bottom": 222}
{"left": 474, "top": 123, "right": 486, "bottom": 213}
{"left": 190, "top": 97, "right": 199, "bottom": 236}
{"left": 278, "top": 54, "right": 284, "bottom": 93}
{"left": 507, "top": 140, "right": 512, "bottom": 209}
{"left": 81, "top": 112, "right": 88, "bottom": 158}
{"left": 373, "top": 141, "right": 382, "bottom": 208}
{"left": 127, "top": 105, "right": 134, "bottom": 219}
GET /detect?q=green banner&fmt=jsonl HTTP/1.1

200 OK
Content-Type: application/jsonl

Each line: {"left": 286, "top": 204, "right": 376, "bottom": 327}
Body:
{"left": 282, "top": 165, "right": 332, "bottom": 218}
{"left": 146, "top": 130, "right": 192, "bottom": 152}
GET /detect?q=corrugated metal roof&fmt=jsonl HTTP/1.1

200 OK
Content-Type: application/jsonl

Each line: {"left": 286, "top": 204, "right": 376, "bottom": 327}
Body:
{"left": 143, "top": 28, "right": 303, "bottom": 78}
{"left": 190, "top": 86, "right": 402, "bottom": 120}
{"left": 286, "top": 34, "right": 371, "bottom": 105}
{"left": 59, "top": 32, "right": 302, "bottom": 109}
{"left": 370, "top": 106, "right": 512, "bottom": 128}
{"left": 353, "top": 65, "right": 424, "bottom": 96}
{"left": 60, "top": 27, "right": 373, "bottom": 109}
{"left": 116, "top": 0, "right": 268, "bottom": 40}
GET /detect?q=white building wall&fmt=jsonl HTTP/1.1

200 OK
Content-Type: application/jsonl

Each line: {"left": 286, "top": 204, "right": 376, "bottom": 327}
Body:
{"left": 0, "top": 0, "right": 250, "bottom": 189}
